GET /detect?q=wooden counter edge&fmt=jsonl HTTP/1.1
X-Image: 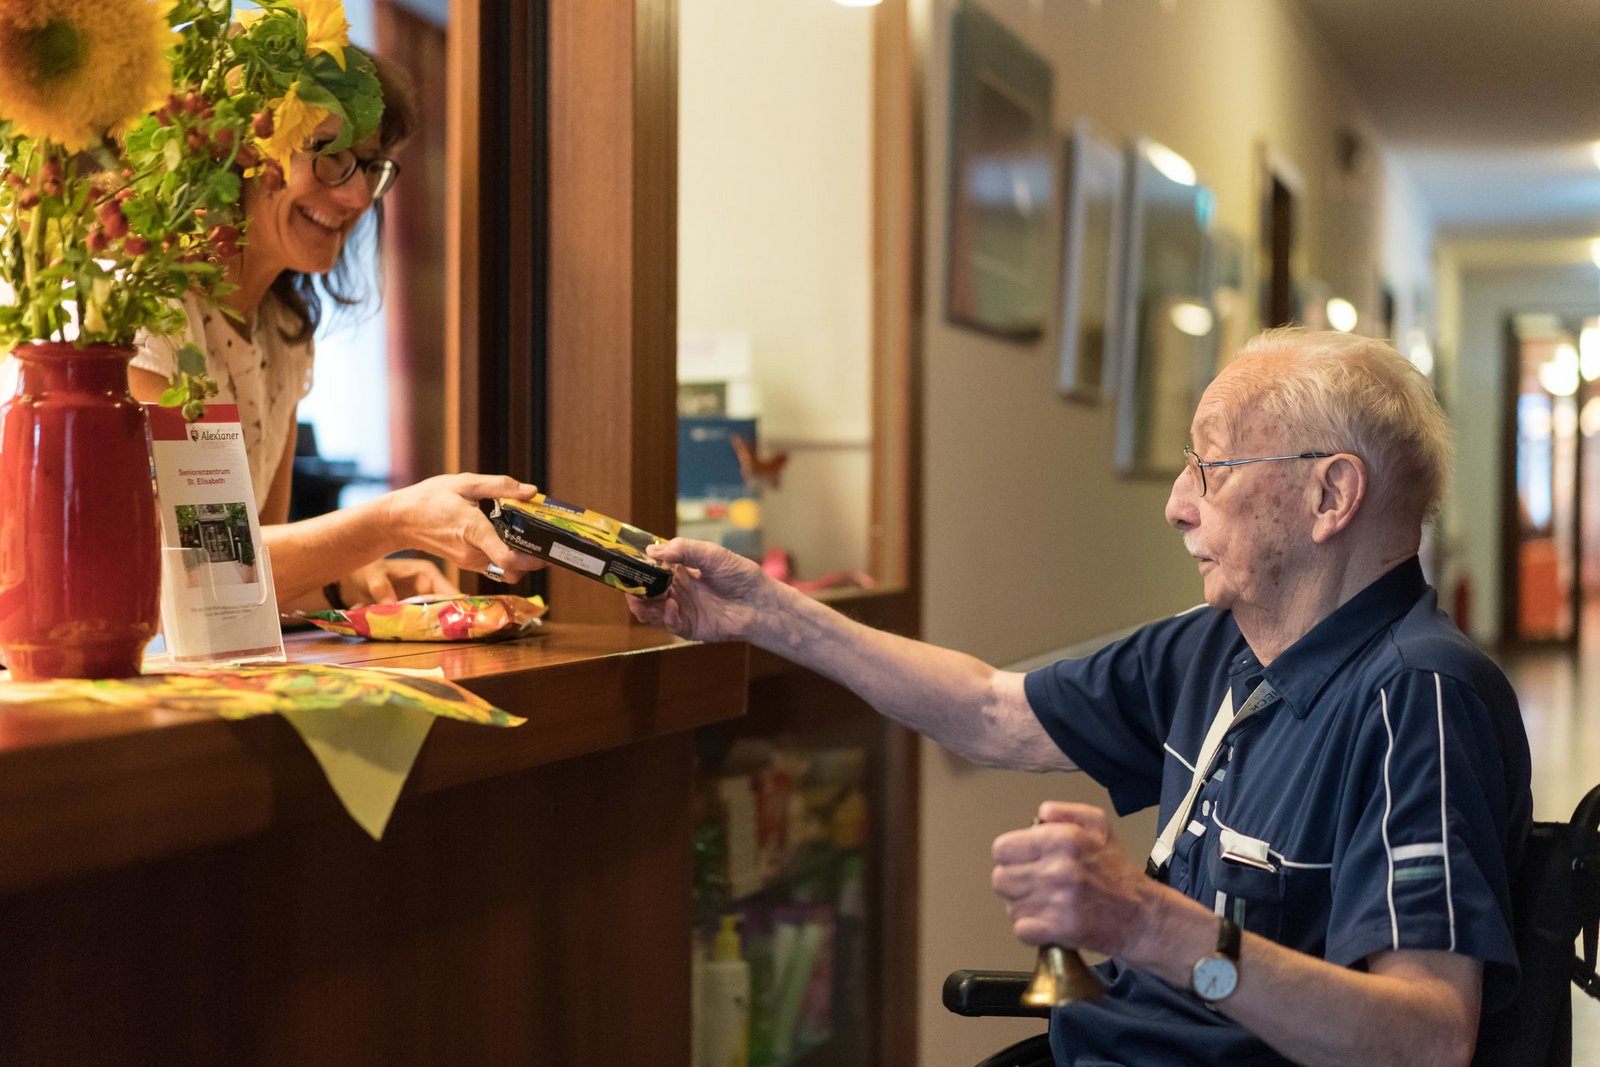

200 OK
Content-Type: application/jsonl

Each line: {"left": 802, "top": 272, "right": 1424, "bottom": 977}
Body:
{"left": 0, "top": 631, "right": 748, "bottom": 894}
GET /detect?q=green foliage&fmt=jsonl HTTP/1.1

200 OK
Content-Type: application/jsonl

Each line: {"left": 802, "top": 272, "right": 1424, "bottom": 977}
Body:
{"left": 0, "top": 0, "right": 384, "bottom": 422}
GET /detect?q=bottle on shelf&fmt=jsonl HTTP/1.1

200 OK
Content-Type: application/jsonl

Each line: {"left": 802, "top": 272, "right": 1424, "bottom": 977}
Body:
{"left": 697, "top": 914, "right": 751, "bottom": 1067}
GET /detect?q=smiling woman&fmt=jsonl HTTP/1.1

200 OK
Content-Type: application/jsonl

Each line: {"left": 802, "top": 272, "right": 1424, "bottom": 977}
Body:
{"left": 126, "top": 16, "right": 545, "bottom": 614}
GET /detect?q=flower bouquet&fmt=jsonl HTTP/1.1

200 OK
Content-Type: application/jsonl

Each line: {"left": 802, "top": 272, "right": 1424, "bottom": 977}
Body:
{"left": 0, "top": 0, "right": 379, "bottom": 680}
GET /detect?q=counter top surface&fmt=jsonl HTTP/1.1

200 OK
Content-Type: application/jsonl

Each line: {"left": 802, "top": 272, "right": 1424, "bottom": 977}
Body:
{"left": 0, "top": 624, "right": 748, "bottom": 892}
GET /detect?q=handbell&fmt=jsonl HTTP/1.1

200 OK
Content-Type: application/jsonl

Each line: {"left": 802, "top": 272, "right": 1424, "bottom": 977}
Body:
{"left": 1021, "top": 943, "right": 1104, "bottom": 1008}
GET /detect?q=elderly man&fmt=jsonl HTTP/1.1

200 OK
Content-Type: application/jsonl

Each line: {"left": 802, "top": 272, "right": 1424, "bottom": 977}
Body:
{"left": 631, "top": 329, "right": 1531, "bottom": 1066}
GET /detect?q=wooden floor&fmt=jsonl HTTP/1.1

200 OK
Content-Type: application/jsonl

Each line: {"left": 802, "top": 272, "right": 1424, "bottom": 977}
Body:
{"left": 1496, "top": 643, "right": 1600, "bottom": 1063}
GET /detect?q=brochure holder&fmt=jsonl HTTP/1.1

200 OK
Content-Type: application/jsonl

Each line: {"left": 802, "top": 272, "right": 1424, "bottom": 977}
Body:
{"left": 149, "top": 542, "right": 286, "bottom": 667}
{"left": 145, "top": 403, "right": 286, "bottom": 668}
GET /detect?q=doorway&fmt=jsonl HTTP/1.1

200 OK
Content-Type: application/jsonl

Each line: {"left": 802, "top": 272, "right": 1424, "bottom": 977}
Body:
{"left": 1501, "top": 311, "right": 1600, "bottom": 646}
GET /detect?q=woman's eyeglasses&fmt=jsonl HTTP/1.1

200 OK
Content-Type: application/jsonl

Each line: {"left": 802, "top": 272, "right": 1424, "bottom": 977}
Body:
{"left": 304, "top": 140, "right": 400, "bottom": 202}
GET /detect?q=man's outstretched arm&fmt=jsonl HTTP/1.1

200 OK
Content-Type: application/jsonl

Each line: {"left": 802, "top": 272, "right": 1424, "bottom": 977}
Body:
{"left": 628, "top": 538, "right": 1072, "bottom": 772}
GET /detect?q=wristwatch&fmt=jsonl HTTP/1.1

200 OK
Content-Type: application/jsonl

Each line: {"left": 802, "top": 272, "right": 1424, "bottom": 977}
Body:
{"left": 1190, "top": 916, "right": 1241, "bottom": 1002}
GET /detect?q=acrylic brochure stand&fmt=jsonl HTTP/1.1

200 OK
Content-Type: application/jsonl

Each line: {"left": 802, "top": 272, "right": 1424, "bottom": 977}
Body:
{"left": 149, "top": 542, "right": 285, "bottom": 668}
{"left": 144, "top": 402, "right": 286, "bottom": 668}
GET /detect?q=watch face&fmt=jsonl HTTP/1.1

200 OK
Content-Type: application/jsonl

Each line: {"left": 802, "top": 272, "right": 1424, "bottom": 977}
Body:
{"left": 1192, "top": 955, "right": 1239, "bottom": 1001}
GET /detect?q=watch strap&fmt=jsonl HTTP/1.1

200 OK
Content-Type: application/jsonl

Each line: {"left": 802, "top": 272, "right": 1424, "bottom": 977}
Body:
{"left": 1216, "top": 915, "right": 1241, "bottom": 959}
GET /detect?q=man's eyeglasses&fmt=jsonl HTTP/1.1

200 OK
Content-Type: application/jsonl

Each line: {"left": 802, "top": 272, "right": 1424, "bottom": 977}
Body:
{"left": 1181, "top": 445, "right": 1335, "bottom": 497}
{"left": 306, "top": 142, "right": 400, "bottom": 202}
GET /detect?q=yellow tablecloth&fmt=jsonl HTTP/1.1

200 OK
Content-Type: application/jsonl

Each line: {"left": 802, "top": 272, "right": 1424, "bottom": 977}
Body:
{"left": 0, "top": 664, "right": 525, "bottom": 840}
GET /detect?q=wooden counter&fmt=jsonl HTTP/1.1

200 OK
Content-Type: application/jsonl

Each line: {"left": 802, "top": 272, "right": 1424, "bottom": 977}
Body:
{"left": 0, "top": 624, "right": 747, "bottom": 1065}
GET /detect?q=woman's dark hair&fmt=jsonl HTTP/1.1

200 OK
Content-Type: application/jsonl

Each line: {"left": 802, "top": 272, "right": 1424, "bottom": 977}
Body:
{"left": 269, "top": 49, "right": 416, "bottom": 343}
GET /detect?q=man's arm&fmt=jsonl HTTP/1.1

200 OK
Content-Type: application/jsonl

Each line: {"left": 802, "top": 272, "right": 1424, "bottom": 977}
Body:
{"left": 629, "top": 538, "right": 1072, "bottom": 771}
{"left": 993, "top": 803, "right": 1481, "bottom": 1067}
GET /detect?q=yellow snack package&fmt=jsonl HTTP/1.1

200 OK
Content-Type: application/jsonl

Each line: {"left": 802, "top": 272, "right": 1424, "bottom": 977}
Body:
{"left": 297, "top": 594, "right": 548, "bottom": 642}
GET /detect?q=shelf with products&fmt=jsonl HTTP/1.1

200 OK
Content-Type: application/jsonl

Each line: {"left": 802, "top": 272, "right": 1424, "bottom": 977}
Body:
{"left": 691, "top": 599, "right": 918, "bottom": 1067}
{"left": 692, "top": 735, "right": 870, "bottom": 1067}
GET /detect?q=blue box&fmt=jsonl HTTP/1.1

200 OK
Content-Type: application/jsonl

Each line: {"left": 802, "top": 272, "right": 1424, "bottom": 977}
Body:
{"left": 679, "top": 417, "right": 757, "bottom": 501}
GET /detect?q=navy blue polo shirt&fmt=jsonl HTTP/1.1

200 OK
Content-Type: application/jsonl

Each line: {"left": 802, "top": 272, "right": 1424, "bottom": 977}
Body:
{"left": 1023, "top": 558, "right": 1532, "bottom": 1066}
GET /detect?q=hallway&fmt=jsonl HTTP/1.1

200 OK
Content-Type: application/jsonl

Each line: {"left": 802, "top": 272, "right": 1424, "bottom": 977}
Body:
{"left": 1497, "top": 645, "right": 1600, "bottom": 1062}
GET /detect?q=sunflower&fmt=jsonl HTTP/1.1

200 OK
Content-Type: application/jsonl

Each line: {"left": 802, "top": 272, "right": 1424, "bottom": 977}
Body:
{"left": 255, "top": 80, "right": 330, "bottom": 177}
{"left": 0, "top": 0, "right": 174, "bottom": 152}
{"left": 294, "top": 0, "right": 350, "bottom": 71}
{"left": 237, "top": 0, "right": 348, "bottom": 70}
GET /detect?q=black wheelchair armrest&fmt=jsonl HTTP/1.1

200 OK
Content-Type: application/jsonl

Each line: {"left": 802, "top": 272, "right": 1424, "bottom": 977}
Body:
{"left": 943, "top": 969, "right": 1052, "bottom": 1018}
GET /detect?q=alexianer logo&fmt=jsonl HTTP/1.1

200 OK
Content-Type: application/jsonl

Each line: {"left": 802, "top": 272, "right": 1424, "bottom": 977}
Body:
{"left": 189, "top": 426, "right": 200, "bottom": 442}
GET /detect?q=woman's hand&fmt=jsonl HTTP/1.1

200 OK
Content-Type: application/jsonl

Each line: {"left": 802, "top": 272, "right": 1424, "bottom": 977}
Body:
{"left": 377, "top": 473, "right": 546, "bottom": 581}
{"left": 336, "top": 557, "right": 459, "bottom": 607}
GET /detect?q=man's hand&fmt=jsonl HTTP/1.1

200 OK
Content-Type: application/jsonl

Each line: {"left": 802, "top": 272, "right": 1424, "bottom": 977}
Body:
{"left": 337, "top": 557, "right": 459, "bottom": 607}
{"left": 991, "top": 801, "right": 1160, "bottom": 958}
{"left": 626, "top": 538, "right": 781, "bottom": 643}
{"left": 378, "top": 473, "right": 545, "bottom": 582}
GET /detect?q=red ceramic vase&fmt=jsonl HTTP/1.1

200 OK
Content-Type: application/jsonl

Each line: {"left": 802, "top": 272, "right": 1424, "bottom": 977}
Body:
{"left": 0, "top": 342, "right": 160, "bottom": 679}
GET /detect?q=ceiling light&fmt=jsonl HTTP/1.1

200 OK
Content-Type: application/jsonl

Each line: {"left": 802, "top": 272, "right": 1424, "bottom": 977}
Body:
{"left": 1325, "top": 298, "right": 1358, "bottom": 333}
{"left": 1582, "top": 397, "right": 1600, "bottom": 437}
{"left": 834, "top": 0, "right": 881, "bottom": 6}
{"left": 1581, "top": 326, "right": 1600, "bottom": 381}
{"left": 1591, "top": 238, "right": 1600, "bottom": 269}
{"left": 1144, "top": 142, "right": 1196, "bottom": 186}
{"left": 1406, "top": 329, "right": 1434, "bottom": 377}
{"left": 1591, "top": 142, "right": 1600, "bottom": 171}
{"left": 1169, "top": 302, "right": 1214, "bottom": 337}
{"left": 1540, "top": 344, "right": 1581, "bottom": 397}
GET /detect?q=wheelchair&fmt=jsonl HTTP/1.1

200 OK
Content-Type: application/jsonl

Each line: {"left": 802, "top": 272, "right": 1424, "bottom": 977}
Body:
{"left": 942, "top": 969, "right": 1050, "bottom": 1067}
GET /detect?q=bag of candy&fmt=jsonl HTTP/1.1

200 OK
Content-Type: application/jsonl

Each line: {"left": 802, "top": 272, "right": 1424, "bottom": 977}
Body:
{"left": 296, "top": 594, "right": 547, "bottom": 642}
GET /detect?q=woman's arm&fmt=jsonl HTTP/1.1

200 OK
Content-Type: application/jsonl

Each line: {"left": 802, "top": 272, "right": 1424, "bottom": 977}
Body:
{"left": 261, "top": 473, "right": 544, "bottom": 604}
{"left": 258, "top": 415, "right": 295, "bottom": 526}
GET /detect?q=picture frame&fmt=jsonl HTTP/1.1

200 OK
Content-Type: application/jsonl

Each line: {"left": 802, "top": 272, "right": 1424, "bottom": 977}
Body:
{"left": 1206, "top": 227, "right": 1250, "bottom": 377}
{"left": 1057, "top": 122, "right": 1126, "bottom": 403}
{"left": 944, "top": 1, "right": 1054, "bottom": 341}
{"left": 1113, "top": 138, "right": 1214, "bottom": 476}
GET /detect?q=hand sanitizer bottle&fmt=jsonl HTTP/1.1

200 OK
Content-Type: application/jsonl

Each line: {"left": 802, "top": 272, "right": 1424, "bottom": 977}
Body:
{"left": 698, "top": 914, "right": 750, "bottom": 1067}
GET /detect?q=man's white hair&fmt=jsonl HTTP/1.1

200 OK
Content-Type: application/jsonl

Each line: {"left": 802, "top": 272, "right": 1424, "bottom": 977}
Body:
{"left": 1232, "top": 328, "right": 1454, "bottom": 522}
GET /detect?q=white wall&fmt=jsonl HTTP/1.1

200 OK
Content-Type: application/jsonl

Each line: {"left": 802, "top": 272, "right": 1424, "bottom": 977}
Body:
{"left": 678, "top": 0, "right": 875, "bottom": 578}
{"left": 915, "top": 2, "right": 1400, "bottom": 1062}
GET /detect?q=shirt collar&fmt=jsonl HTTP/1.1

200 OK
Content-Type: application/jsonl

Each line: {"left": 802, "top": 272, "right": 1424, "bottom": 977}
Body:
{"left": 1252, "top": 557, "right": 1429, "bottom": 719}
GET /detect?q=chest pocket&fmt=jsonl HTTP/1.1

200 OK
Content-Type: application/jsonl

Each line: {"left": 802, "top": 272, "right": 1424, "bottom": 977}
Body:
{"left": 1206, "top": 827, "right": 1286, "bottom": 941}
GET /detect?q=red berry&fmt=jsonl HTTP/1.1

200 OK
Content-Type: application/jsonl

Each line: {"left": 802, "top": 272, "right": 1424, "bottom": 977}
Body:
{"left": 156, "top": 108, "right": 173, "bottom": 127}
{"left": 123, "top": 234, "right": 151, "bottom": 255}
{"left": 4, "top": 173, "right": 23, "bottom": 189}
{"left": 41, "top": 160, "right": 62, "bottom": 183}
{"left": 17, "top": 190, "right": 39, "bottom": 209}
{"left": 183, "top": 91, "right": 201, "bottom": 116}
{"left": 114, "top": 187, "right": 135, "bottom": 202}
{"left": 96, "top": 202, "right": 128, "bottom": 238}
{"left": 41, "top": 179, "right": 61, "bottom": 198}
{"left": 186, "top": 130, "right": 205, "bottom": 152}
{"left": 86, "top": 229, "right": 110, "bottom": 253}
{"left": 261, "top": 162, "right": 284, "bottom": 191}
{"left": 253, "top": 110, "right": 274, "bottom": 139}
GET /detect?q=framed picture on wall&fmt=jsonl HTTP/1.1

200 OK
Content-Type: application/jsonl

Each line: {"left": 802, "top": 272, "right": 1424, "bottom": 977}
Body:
{"left": 1207, "top": 227, "right": 1250, "bottom": 377}
{"left": 1113, "top": 138, "right": 1215, "bottom": 476}
{"left": 945, "top": 1, "right": 1054, "bottom": 341}
{"left": 1057, "top": 122, "right": 1125, "bottom": 403}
